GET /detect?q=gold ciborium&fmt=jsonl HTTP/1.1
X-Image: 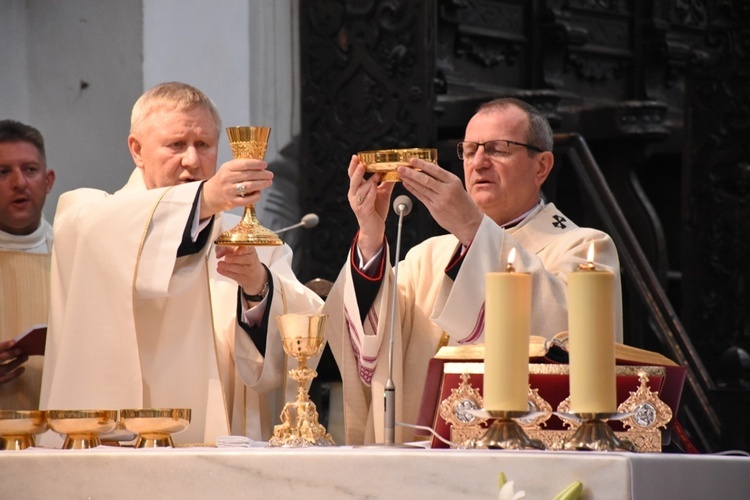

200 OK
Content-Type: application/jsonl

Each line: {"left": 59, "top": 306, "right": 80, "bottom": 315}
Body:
{"left": 120, "top": 408, "right": 191, "bottom": 448}
{"left": 357, "top": 148, "right": 437, "bottom": 182}
{"left": 47, "top": 410, "right": 118, "bottom": 449}
{"left": 269, "top": 313, "right": 335, "bottom": 447}
{"left": 0, "top": 410, "right": 48, "bottom": 450}
{"left": 215, "top": 126, "right": 282, "bottom": 246}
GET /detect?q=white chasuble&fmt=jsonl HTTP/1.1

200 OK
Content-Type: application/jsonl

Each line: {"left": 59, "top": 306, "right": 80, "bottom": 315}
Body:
{"left": 324, "top": 202, "right": 623, "bottom": 444}
{"left": 40, "top": 169, "right": 322, "bottom": 446}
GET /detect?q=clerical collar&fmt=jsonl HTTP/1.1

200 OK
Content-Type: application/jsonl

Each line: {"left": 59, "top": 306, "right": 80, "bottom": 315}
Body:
{"left": 0, "top": 218, "right": 53, "bottom": 253}
{"left": 501, "top": 199, "right": 544, "bottom": 229}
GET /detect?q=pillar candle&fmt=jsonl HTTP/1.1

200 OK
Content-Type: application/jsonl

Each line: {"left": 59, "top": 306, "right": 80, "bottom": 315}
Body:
{"left": 567, "top": 243, "right": 617, "bottom": 413}
{"left": 483, "top": 250, "right": 531, "bottom": 412}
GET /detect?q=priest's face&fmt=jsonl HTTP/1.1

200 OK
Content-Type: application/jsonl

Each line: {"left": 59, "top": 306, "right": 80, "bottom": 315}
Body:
{"left": 462, "top": 105, "right": 553, "bottom": 226}
{"left": 0, "top": 140, "right": 55, "bottom": 235}
{"left": 128, "top": 106, "right": 219, "bottom": 189}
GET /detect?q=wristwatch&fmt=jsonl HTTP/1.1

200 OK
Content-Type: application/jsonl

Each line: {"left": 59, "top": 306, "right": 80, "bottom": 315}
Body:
{"left": 242, "top": 281, "right": 269, "bottom": 302}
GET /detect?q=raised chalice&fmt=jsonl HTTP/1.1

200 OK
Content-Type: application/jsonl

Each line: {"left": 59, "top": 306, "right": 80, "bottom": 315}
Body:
{"left": 269, "top": 313, "right": 335, "bottom": 447}
{"left": 0, "top": 410, "right": 48, "bottom": 450}
{"left": 215, "top": 126, "right": 282, "bottom": 246}
{"left": 120, "top": 408, "right": 191, "bottom": 448}
{"left": 357, "top": 148, "right": 437, "bottom": 182}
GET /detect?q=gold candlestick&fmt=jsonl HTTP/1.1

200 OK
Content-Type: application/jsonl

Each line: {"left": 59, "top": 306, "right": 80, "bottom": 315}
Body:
{"left": 215, "top": 126, "right": 282, "bottom": 246}
{"left": 471, "top": 410, "right": 545, "bottom": 450}
{"left": 562, "top": 412, "right": 635, "bottom": 452}
{"left": 269, "top": 313, "right": 335, "bottom": 447}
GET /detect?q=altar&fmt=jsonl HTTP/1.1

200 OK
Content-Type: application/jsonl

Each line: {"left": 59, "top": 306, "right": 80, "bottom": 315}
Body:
{"left": 1, "top": 446, "right": 748, "bottom": 499}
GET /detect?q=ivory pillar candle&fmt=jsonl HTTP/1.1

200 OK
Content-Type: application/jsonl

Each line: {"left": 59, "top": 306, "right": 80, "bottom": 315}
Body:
{"left": 567, "top": 243, "right": 617, "bottom": 413}
{"left": 483, "top": 249, "right": 531, "bottom": 412}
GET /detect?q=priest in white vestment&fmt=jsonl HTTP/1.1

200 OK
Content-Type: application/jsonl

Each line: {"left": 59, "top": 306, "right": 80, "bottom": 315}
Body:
{"left": 39, "top": 83, "right": 322, "bottom": 446}
{"left": 322, "top": 98, "right": 623, "bottom": 444}
{"left": 0, "top": 119, "right": 56, "bottom": 410}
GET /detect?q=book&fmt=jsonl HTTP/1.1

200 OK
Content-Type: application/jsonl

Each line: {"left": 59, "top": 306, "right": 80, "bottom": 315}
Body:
{"left": 13, "top": 324, "right": 47, "bottom": 356}
{"left": 434, "top": 331, "right": 679, "bottom": 367}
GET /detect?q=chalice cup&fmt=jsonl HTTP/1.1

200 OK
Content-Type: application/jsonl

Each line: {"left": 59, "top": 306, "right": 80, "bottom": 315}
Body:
{"left": 269, "top": 313, "right": 335, "bottom": 447}
{"left": 215, "top": 126, "right": 282, "bottom": 246}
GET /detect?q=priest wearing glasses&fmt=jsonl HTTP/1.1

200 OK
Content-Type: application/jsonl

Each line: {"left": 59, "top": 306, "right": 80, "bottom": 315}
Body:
{"left": 322, "top": 97, "right": 623, "bottom": 445}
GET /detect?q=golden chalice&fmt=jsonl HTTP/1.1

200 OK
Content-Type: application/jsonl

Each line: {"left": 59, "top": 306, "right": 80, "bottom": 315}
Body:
{"left": 269, "top": 313, "right": 335, "bottom": 447}
{"left": 120, "top": 408, "right": 191, "bottom": 448}
{"left": 0, "top": 410, "right": 48, "bottom": 450}
{"left": 357, "top": 148, "right": 437, "bottom": 182}
{"left": 47, "top": 410, "right": 118, "bottom": 449}
{"left": 215, "top": 126, "right": 282, "bottom": 246}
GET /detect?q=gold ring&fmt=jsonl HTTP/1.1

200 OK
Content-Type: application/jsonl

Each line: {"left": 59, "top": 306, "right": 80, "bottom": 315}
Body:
{"left": 236, "top": 182, "right": 247, "bottom": 197}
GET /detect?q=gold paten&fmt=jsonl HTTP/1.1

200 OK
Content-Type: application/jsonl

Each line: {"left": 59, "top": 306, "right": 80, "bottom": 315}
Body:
{"left": 0, "top": 410, "right": 47, "bottom": 450}
{"left": 269, "top": 313, "right": 335, "bottom": 447}
{"left": 120, "top": 408, "right": 191, "bottom": 448}
{"left": 215, "top": 126, "right": 282, "bottom": 246}
{"left": 357, "top": 148, "right": 437, "bottom": 182}
{"left": 47, "top": 410, "right": 117, "bottom": 449}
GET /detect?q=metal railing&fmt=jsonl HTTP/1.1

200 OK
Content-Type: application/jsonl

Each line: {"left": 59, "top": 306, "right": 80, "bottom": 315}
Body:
{"left": 553, "top": 133, "right": 721, "bottom": 451}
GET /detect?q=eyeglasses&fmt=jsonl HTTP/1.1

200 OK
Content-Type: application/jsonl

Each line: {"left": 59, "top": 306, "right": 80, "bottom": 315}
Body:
{"left": 456, "top": 140, "right": 545, "bottom": 160}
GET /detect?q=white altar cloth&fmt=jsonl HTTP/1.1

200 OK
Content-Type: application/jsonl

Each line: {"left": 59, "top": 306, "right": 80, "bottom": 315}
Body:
{"left": 0, "top": 446, "right": 748, "bottom": 499}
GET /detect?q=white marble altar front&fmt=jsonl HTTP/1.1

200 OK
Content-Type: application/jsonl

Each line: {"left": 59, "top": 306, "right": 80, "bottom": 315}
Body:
{"left": 1, "top": 446, "right": 749, "bottom": 499}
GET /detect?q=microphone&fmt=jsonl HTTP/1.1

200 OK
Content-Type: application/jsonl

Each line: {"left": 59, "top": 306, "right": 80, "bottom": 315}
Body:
{"left": 385, "top": 195, "right": 413, "bottom": 446}
{"left": 393, "top": 195, "right": 413, "bottom": 217}
{"left": 273, "top": 213, "right": 319, "bottom": 235}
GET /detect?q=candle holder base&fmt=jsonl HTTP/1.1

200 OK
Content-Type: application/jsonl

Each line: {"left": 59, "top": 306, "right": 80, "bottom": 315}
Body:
{"left": 561, "top": 413, "right": 635, "bottom": 452}
{"left": 470, "top": 410, "right": 545, "bottom": 450}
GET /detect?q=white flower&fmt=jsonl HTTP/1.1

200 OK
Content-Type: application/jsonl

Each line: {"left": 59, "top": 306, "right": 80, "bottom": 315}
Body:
{"left": 498, "top": 480, "right": 526, "bottom": 500}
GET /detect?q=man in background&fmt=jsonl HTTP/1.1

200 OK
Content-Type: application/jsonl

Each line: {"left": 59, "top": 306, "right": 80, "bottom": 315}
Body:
{"left": 0, "top": 120, "right": 56, "bottom": 408}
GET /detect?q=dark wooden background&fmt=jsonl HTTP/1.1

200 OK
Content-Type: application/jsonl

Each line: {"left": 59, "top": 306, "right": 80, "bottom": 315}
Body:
{"left": 296, "top": 0, "right": 750, "bottom": 452}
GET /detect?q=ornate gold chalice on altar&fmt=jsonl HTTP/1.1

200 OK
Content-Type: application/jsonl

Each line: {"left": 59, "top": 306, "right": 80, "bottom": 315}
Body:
{"left": 47, "top": 410, "right": 118, "bottom": 449}
{"left": 120, "top": 408, "right": 191, "bottom": 448}
{"left": 0, "top": 410, "right": 48, "bottom": 450}
{"left": 269, "top": 313, "right": 335, "bottom": 447}
{"left": 215, "top": 126, "right": 282, "bottom": 246}
{"left": 357, "top": 148, "right": 437, "bottom": 182}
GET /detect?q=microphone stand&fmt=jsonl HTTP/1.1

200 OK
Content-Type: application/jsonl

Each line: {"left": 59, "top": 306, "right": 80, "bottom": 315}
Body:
{"left": 384, "top": 203, "right": 406, "bottom": 445}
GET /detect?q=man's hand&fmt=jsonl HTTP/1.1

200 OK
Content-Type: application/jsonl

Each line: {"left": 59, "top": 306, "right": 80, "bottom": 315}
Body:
{"left": 200, "top": 158, "right": 273, "bottom": 219}
{"left": 398, "top": 159, "right": 483, "bottom": 246}
{"left": 347, "top": 155, "right": 395, "bottom": 261}
{"left": 215, "top": 245, "right": 268, "bottom": 299}
{"left": 0, "top": 339, "right": 28, "bottom": 385}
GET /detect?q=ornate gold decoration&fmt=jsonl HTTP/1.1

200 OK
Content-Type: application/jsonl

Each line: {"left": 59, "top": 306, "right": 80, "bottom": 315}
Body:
{"left": 618, "top": 371, "right": 673, "bottom": 431}
{"left": 215, "top": 126, "right": 282, "bottom": 246}
{"left": 436, "top": 366, "right": 672, "bottom": 452}
{"left": 269, "top": 314, "right": 335, "bottom": 447}
{"left": 439, "top": 373, "right": 487, "bottom": 445}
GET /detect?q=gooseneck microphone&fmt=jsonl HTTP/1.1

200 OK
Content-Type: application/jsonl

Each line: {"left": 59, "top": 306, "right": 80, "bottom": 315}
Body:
{"left": 273, "top": 213, "right": 319, "bottom": 235}
{"left": 385, "top": 195, "right": 413, "bottom": 445}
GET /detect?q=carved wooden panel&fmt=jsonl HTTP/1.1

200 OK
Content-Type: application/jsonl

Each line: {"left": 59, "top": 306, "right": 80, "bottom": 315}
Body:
{"left": 299, "top": 0, "right": 438, "bottom": 282}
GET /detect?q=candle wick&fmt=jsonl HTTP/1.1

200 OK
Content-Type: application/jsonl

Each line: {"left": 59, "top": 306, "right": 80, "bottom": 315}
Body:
{"left": 505, "top": 263, "right": 515, "bottom": 273}
{"left": 578, "top": 262, "right": 596, "bottom": 271}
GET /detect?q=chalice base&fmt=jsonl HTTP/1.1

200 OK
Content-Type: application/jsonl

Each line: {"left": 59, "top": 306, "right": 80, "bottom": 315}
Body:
{"left": 215, "top": 207, "right": 282, "bottom": 246}
{"left": 268, "top": 400, "right": 335, "bottom": 447}
{"left": 135, "top": 433, "right": 175, "bottom": 448}
{"left": 475, "top": 417, "right": 546, "bottom": 450}
{"left": 0, "top": 435, "right": 35, "bottom": 450}
{"left": 63, "top": 435, "right": 102, "bottom": 450}
{"left": 562, "top": 415, "right": 635, "bottom": 452}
